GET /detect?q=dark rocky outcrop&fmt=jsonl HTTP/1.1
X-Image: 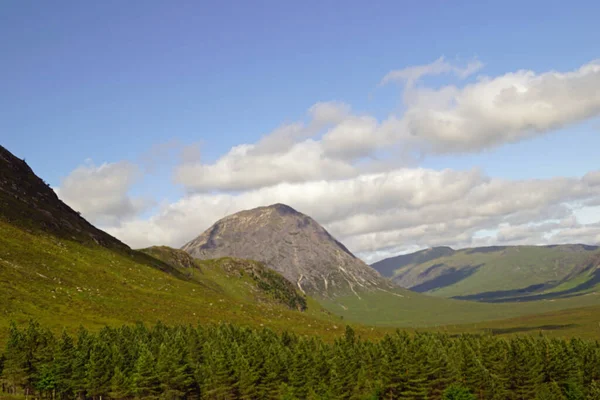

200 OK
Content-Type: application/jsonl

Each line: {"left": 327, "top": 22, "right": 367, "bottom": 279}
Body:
{"left": 0, "top": 145, "right": 128, "bottom": 250}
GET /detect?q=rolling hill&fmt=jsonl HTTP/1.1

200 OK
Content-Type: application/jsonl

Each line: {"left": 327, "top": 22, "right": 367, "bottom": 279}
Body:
{"left": 372, "top": 245, "right": 600, "bottom": 302}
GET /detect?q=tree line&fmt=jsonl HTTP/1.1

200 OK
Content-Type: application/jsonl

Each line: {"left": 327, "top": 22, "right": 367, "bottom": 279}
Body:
{"left": 1, "top": 320, "right": 600, "bottom": 399}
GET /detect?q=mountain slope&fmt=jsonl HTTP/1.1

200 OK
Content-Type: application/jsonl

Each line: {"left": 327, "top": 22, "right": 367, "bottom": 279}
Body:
{"left": 140, "top": 246, "right": 308, "bottom": 311}
{"left": 372, "top": 246, "right": 455, "bottom": 277}
{"left": 0, "top": 145, "right": 128, "bottom": 250}
{"left": 182, "top": 203, "right": 395, "bottom": 297}
{"left": 373, "top": 244, "right": 600, "bottom": 301}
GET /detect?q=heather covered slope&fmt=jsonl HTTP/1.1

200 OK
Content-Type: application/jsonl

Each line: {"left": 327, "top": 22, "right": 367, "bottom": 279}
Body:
{"left": 182, "top": 203, "right": 395, "bottom": 298}
{"left": 372, "top": 244, "right": 600, "bottom": 302}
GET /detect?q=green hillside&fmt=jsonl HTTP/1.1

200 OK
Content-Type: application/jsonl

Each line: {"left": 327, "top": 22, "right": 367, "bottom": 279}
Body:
{"left": 0, "top": 218, "right": 357, "bottom": 343}
{"left": 373, "top": 245, "right": 600, "bottom": 302}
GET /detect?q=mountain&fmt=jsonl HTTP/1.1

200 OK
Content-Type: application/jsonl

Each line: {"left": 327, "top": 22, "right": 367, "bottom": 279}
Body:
{"left": 372, "top": 246, "right": 455, "bottom": 277}
{"left": 374, "top": 244, "right": 600, "bottom": 302}
{"left": 182, "top": 203, "right": 395, "bottom": 298}
{"left": 0, "top": 145, "right": 128, "bottom": 250}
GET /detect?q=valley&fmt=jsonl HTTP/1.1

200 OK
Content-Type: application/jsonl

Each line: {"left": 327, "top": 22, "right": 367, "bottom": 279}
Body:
{"left": 2, "top": 143, "right": 600, "bottom": 341}
{"left": 2, "top": 143, "right": 600, "bottom": 399}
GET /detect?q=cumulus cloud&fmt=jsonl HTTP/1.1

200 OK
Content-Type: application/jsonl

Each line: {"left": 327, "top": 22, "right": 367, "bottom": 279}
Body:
{"left": 404, "top": 60, "right": 600, "bottom": 153}
{"left": 66, "top": 58, "right": 600, "bottom": 261}
{"left": 106, "top": 167, "right": 600, "bottom": 258}
{"left": 55, "top": 160, "right": 151, "bottom": 227}
{"left": 173, "top": 59, "right": 600, "bottom": 193}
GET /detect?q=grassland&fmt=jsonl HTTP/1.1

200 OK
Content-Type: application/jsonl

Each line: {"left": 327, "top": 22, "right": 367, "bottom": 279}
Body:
{"left": 434, "top": 304, "right": 600, "bottom": 340}
{"left": 319, "top": 285, "right": 600, "bottom": 327}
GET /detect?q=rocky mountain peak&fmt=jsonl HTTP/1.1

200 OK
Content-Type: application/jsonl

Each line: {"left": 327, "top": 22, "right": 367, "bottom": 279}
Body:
{"left": 182, "top": 203, "right": 394, "bottom": 298}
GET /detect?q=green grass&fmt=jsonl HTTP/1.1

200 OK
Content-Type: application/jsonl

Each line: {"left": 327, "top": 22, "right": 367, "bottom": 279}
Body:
{"left": 434, "top": 305, "right": 600, "bottom": 340}
{"left": 319, "top": 285, "right": 600, "bottom": 327}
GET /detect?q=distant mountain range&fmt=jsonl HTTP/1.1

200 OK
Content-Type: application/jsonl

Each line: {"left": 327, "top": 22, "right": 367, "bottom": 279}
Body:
{"left": 372, "top": 244, "right": 600, "bottom": 302}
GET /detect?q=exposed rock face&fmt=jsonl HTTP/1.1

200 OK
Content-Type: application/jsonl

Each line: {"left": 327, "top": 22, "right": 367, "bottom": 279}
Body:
{"left": 0, "top": 145, "right": 128, "bottom": 250}
{"left": 182, "top": 203, "right": 394, "bottom": 297}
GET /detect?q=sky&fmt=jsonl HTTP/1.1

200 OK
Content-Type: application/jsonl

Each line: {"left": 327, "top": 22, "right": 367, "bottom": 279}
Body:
{"left": 2, "top": 0, "right": 600, "bottom": 263}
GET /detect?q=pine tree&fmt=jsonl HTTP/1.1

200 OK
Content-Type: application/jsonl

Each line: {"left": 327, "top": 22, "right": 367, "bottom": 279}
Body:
{"left": 536, "top": 381, "right": 567, "bottom": 400}
{"left": 109, "top": 366, "right": 130, "bottom": 399}
{"left": 86, "top": 341, "right": 112, "bottom": 399}
{"left": 201, "top": 342, "right": 238, "bottom": 399}
{"left": 54, "top": 330, "right": 75, "bottom": 399}
{"left": 131, "top": 344, "right": 160, "bottom": 399}
{"left": 442, "top": 383, "right": 476, "bottom": 400}
{"left": 155, "top": 333, "right": 194, "bottom": 400}
{"left": 507, "top": 337, "right": 543, "bottom": 399}
{"left": 587, "top": 381, "right": 600, "bottom": 400}
{"left": 1, "top": 322, "right": 28, "bottom": 394}
{"left": 72, "top": 327, "right": 92, "bottom": 400}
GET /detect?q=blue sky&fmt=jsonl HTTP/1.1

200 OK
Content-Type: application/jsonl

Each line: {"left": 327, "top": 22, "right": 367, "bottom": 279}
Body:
{"left": 2, "top": 1, "right": 600, "bottom": 260}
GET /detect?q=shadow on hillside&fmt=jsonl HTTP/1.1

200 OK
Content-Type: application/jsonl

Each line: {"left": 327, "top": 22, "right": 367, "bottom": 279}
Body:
{"left": 410, "top": 264, "right": 483, "bottom": 293}
{"left": 464, "top": 246, "right": 507, "bottom": 255}
{"left": 453, "top": 268, "right": 600, "bottom": 303}
{"left": 483, "top": 324, "right": 579, "bottom": 335}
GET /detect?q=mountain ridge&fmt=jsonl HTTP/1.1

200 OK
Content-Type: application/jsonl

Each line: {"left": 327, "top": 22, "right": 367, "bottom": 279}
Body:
{"left": 0, "top": 145, "right": 128, "bottom": 250}
{"left": 372, "top": 243, "right": 600, "bottom": 301}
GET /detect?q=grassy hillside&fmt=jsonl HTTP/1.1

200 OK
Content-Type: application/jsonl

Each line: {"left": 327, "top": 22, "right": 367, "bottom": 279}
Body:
{"left": 376, "top": 245, "right": 600, "bottom": 301}
{"left": 140, "top": 246, "right": 308, "bottom": 311}
{"left": 372, "top": 246, "right": 455, "bottom": 277}
{"left": 7, "top": 210, "right": 600, "bottom": 343}
{"left": 0, "top": 219, "right": 367, "bottom": 344}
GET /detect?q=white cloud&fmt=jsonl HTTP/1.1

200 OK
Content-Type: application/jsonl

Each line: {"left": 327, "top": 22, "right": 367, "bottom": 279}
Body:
{"left": 175, "top": 139, "right": 358, "bottom": 192}
{"left": 106, "top": 167, "right": 600, "bottom": 258}
{"left": 404, "top": 60, "right": 600, "bottom": 153}
{"left": 173, "top": 59, "right": 600, "bottom": 193}
{"left": 380, "top": 56, "right": 484, "bottom": 86}
{"left": 55, "top": 160, "right": 151, "bottom": 227}
{"left": 65, "top": 58, "right": 600, "bottom": 261}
